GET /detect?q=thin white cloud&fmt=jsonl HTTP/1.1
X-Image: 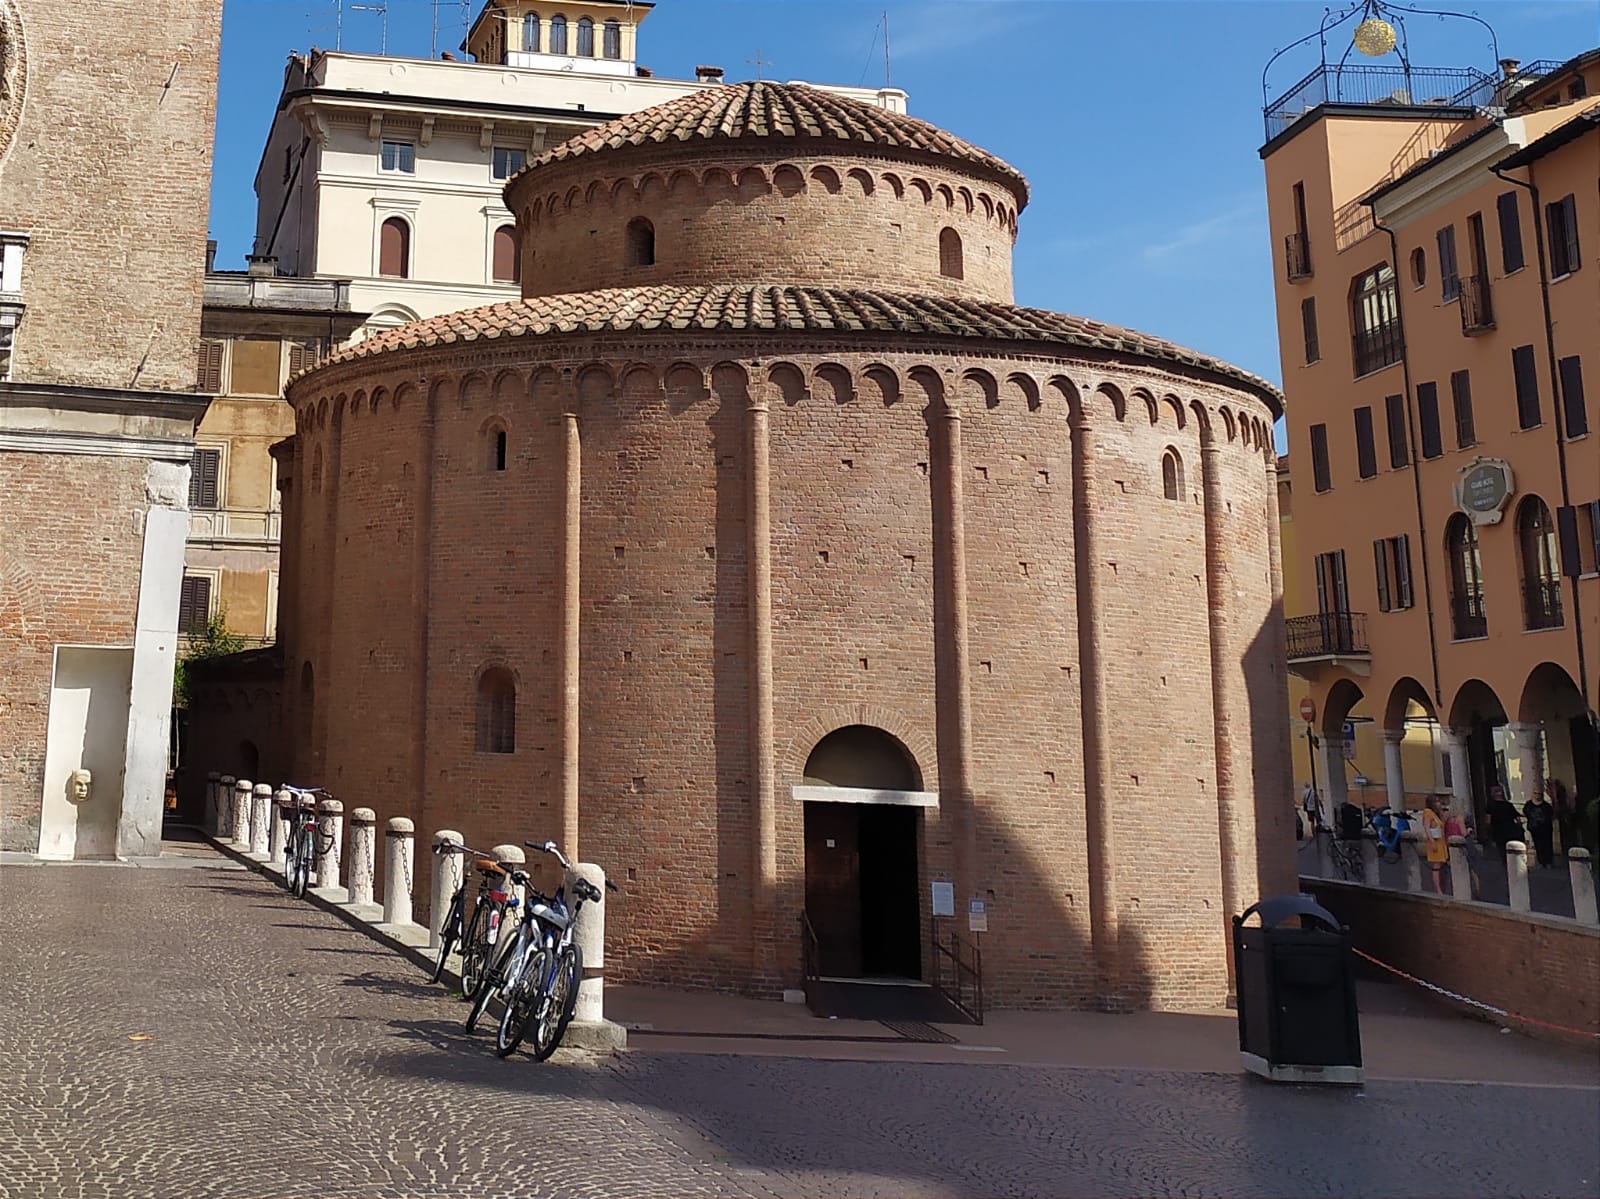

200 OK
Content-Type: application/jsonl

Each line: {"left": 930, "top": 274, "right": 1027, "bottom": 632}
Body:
{"left": 885, "top": 2, "right": 1045, "bottom": 62}
{"left": 1141, "top": 199, "right": 1261, "bottom": 264}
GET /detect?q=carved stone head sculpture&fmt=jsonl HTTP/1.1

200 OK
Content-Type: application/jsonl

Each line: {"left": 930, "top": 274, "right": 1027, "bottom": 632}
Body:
{"left": 67, "top": 769, "right": 92, "bottom": 804}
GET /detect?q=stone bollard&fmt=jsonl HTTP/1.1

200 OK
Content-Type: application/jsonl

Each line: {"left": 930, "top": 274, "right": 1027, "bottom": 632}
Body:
{"left": 231, "top": 778, "right": 253, "bottom": 845}
{"left": 1506, "top": 841, "right": 1531, "bottom": 913}
{"left": 384, "top": 818, "right": 415, "bottom": 926}
{"left": 316, "top": 798, "right": 344, "bottom": 891}
{"left": 1448, "top": 836, "right": 1472, "bottom": 900}
{"left": 1360, "top": 829, "right": 1380, "bottom": 887}
{"left": 1402, "top": 829, "right": 1422, "bottom": 893}
{"left": 431, "top": 830, "right": 464, "bottom": 948}
{"left": 564, "top": 862, "right": 625, "bottom": 1050}
{"left": 491, "top": 844, "right": 527, "bottom": 952}
{"left": 348, "top": 809, "right": 376, "bottom": 906}
{"left": 249, "top": 783, "right": 272, "bottom": 857}
{"left": 1570, "top": 848, "right": 1598, "bottom": 925}
{"left": 270, "top": 789, "right": 291, "bottom": 864}
{"left": 205, "top": 772, "right": 221, "bottom": 837}
{"left": 1314, "top": 829, "right": 1332, "bottom": 879}
{"left": 218, "top": 776, "right": 236, "bottom": 839}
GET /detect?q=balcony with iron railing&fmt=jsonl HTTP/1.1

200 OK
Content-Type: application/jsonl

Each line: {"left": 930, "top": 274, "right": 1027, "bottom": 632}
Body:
{"left": 1264, "top": 63, "right": 1498, "bottom": 142}
{"left": 1284, "top": 231, "right": 1313, "bottom": 282}
{"left": 1286, "top": 613, "right": 1370, "bottom": 672}
{"left": 1353, "top": 320, "right": 1404, "bottom": 378}
{"left": 1450, "top": 593, "right": 1488, "bottom": 641}
{"left": 1523, "top": 578, "right": 1564, "bottom": 631}
{"left": 1459, "top": 273, "right": 1494, "bottom": 334}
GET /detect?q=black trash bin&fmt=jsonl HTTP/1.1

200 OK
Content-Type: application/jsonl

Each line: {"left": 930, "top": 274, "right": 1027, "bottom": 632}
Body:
{"left": 1233, "top": 894, "right": 1362, "bottom": 1084}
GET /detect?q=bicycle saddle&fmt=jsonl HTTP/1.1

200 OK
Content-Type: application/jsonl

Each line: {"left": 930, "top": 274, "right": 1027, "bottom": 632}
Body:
{"left": 475, "top": 858, "right": 506, "bottom": 877}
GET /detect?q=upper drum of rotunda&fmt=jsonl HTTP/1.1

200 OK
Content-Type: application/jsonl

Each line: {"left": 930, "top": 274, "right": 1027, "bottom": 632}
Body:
{"left": 505, "top": 81, "right": 1029, "bottom": 303}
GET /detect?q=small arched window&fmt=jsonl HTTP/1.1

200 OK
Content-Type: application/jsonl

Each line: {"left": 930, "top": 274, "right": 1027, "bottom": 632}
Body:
{"left": 475, "top": 667, "right": 516, "bottom": 753}
{"left": 1161, "top": 448, "right": 1183, "bottom": 501}
{"left": 1445, "top": 513, "right": 1487, "bottom": 639}
{"left": 1409, "top": 246, "right": 1426, "bottom": 288}
{"left": 522, "top": 12, "right": 539, "bottom": 51}
{"left": 379, "top": 216, "right": 410, "bottom": 279}
{"left": 492, "top": 224, "right": 520, "bottom": 283}
{"left": 548, "top": 14, "right": 567, "bottom": 54}
{"left": 602, "top": 18, "right": 621, "bottom": 58}
{"left": 576, "top": 16, "right": 594, "bottom": 55}
{"left": 939, "top": 227, "right": 964, "bottom": 279}
{"left": 625, "top": 216, "right": 655, "bottom": 267}
{"left": 1517, "top": 496, "right": 1563, "bottom": 629}
{"left": 485, "top": 423, "right": 508, "bottom": 471}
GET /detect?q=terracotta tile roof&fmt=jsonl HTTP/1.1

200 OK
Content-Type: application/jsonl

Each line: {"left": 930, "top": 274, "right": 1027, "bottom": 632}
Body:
{"left": 306, "top": 285, "right": 1280, "bottom": 409}
{"left": 521, "top": 81, "right": 1030, "bottom": 205}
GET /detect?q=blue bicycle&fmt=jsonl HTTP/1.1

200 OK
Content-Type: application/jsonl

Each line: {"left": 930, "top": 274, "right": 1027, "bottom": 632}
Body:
{"left": 1368, "top": 806, "right": 1411, "bottom": 861}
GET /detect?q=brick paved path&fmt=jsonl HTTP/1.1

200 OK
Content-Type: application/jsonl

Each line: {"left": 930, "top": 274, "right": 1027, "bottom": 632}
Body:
{"left": 1, "top": 858, "right": 1596, "bottom": 1199}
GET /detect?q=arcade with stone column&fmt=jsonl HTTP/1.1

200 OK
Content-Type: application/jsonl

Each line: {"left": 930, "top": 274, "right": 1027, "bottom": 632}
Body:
{"left": 199, "top": 81, "right": 1295, "bottom": 1012}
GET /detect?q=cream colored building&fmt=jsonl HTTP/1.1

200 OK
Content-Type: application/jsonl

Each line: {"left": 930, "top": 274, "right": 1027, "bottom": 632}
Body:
{"left": 251, "top": 0, "right": 908, "bottom": 337}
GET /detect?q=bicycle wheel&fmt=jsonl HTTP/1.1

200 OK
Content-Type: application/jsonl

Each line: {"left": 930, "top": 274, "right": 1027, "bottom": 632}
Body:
{"left": 290, "top": 829, "right": 312, "bottom": 899}
{"left": 458, "top": 900, "right": 492, "bottom": 1000}
{"left": 496, "top": 947, "right": 550, "bottom": 1058}
{"left": 530, "top": 944, "right": 581, "bottom": 1062}
{"left": 429, "top": 891, "right": 463, "bottom": 984}
{"left": 466, "top": 928, "right": 520, "bottom": 1033}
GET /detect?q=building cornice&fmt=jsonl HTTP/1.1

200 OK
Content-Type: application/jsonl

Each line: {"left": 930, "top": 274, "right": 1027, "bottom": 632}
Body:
{"left": 0, "top": 379, "right": 210, "bottom": 422}
{"left": 1367, "top": 120, "right": 1524, "bottom": 228}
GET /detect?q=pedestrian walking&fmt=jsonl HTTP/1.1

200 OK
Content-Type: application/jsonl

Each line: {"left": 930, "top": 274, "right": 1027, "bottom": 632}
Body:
{"left": 1421, "top": 796, "right": 1448, "bottom": 892}
{"left": 1486, "top": 785, "right": 1522, "bottom": 859}
{"left": 1523, "top": 785, "right": 1556, "bottom": 868}
{"left": 1548, "top": 778, "right": 1578, "bottom": 854}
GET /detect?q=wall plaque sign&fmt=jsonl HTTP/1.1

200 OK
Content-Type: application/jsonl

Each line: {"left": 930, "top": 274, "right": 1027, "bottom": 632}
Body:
{"left": 1452, "top": 457, "right": 1515, "bottom": 526}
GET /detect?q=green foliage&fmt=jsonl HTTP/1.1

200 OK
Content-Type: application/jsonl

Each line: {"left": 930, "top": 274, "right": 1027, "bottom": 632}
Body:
{"left": 173, "top": 611, "right": 247, "bottom": 709}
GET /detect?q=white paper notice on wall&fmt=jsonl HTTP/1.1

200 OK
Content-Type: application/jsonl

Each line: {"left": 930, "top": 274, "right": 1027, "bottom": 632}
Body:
{"left": 968, "top": 898, "right": 988, "bottom": 933}
{"left": 931, "top": 880, "right": 954, "bottom": 917}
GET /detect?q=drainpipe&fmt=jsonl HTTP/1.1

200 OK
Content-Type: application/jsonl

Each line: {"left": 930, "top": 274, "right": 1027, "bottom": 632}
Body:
{"left": 1367, "top": 207, "right": 1446, "bottom": 712}
{"left": 1493, "top": 163, "right": 1591, "bottom": 714}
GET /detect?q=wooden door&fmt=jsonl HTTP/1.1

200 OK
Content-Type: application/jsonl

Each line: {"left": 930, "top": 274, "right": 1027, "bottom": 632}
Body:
{"left": 804, "top": 803, "right": 861, "bottom": 978}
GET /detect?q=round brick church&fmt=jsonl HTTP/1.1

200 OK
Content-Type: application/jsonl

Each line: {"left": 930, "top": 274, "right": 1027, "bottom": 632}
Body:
{"left": 275, "top": 81, "right": 1293, "bottom": 1011}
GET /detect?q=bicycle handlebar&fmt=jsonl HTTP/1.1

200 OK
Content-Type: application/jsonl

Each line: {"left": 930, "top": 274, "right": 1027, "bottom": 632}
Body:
{"left": 524, "top": 839, "right": 573, "bottom": 871}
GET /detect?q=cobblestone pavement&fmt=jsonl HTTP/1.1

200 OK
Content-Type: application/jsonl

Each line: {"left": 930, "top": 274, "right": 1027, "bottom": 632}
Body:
{"left": 2, "top": 858, "right": 1597, "bottom": 1199}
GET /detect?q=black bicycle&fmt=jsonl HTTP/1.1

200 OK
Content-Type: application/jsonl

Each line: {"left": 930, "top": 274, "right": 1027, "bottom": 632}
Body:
{"left": 281, "top": 784, "right": 331, "bottom": 899}
{"left": 429, "top": 838, "right": 517, "bottom": 990}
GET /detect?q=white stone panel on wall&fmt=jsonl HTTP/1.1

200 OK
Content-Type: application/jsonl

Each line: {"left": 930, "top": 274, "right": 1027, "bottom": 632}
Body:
{"left": 38, "top": 647, "right": 134, "bottom": 860}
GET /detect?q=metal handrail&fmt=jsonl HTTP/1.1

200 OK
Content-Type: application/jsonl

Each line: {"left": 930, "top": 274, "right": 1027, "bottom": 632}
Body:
{"left": 1285, "top": 232, "right": 1312, "bottom": 281}
{"left": 1286, "top": 612, "right": 1369, "bottom": 658}
{"left": 930, "top": 928, "right": 984, "bottom": 1025}
{"left": 1459, "top": 273, "right": 1494, "bottom": 334}
{"left": 800, "top": 910, "right": 821, "bottom": 1006}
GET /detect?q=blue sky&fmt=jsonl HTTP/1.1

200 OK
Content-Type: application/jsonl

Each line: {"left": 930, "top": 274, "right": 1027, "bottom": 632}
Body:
{"left": 210, "top": 0, "right": 1599, "bottom": 407}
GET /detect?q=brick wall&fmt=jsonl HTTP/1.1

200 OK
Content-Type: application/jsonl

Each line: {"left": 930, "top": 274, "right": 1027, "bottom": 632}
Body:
{"left": 264, "top": 338, "right": 1289, "bottom": 1009}
{"left": 0, "top": 0, "right": 222, "bottom": 391}
{"left": 1304, "top": 877, "right": 1600, "bottom": 1038}
{"left": 0, "top": 454, "right": 149, "bottom": 850}
{"left": 510, "top": 149, "right": 1018, "bottom": 304}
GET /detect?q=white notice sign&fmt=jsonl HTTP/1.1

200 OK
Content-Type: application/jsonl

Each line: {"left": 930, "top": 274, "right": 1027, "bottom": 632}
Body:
{"left": 968, "top": 898, "right": 988, "bottom": 933}
{"left": 931, "top": 881, "right": 955, "bottom": 917}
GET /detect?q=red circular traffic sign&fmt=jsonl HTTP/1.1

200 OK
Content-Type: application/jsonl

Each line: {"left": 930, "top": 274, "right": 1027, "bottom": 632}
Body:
{"left": 1298, "top": 698, "right": 1316, "bottom": 723}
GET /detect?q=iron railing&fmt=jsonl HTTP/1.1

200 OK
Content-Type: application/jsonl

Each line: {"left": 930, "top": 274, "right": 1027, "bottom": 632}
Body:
{"left": 930, "top": 928, "right": 983, "bottom": 1025}
{"left": 1353, "top": 320, "right": 1404, "bottom": 378}
{"left": 1459, "top": 274, "right": 1494, "bottom": 334}
{"left": 1285, "top": 232, "right": 1312, "bottom": 281}
{"left": 1286, "top": 612, "right": 1369, "bottom": 659}
{"left": 1450, "top": 594, "right": 1489, "bottom": 641}
{"left": 1265, "top": 64, "right": 1498, "bottom": 141}
{"left": 1523, "top": 579, "right": 1565, "bottom": 631}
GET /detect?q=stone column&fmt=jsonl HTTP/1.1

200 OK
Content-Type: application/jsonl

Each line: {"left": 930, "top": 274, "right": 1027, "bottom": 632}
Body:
{"left": 1448, "top": 835, "right": 1472, "bottom": 900}
{"left": 938, "top": 391, "right": 978, "bottom": 910}
{"left": 347, "top": 808, "right": 376, "bottom": 906}
{"left": 559, "top": 407, "right": 582, "bottom": 860}
{"left": 1440, "top": 726, "right": 1474, "bottom": 827}
{"left": 1259, "top": 454, "right": 1296, "bottom": 895}
{"left": 1382, "top": 728, "right": 1406, "bottom": 817}
{"left": 747, "top": 384, "right": 777, "bottom": 982}
{"left": 1200, "top": 431, "right": 1243, "bottom": 935}
{"left": 569, "top": 862, "right": 608, "bottom": 1025}
{"left": 384, "top": 817, "right": 415, "bottom": 926}
{"left": 270, "top": 788, "right": 290, "bottom": 864}
{"left": 230, "top": 778, "right": 252, "bottom": 845}
{"left": 316, "top": 798, "right": 344, "bottom": 891}
{"left": 218, "top": 775, "right": 236, "bottom": 840}
{"left": 1506, "top": 841, "right": 1530, "bottom": 912}
{"left": 1072, "top": 415, "right": 1120, "bottom": 1006}
{"left": 1401, "top": 829, "right": 1422, "bottom": 893}
{"left": 1318, "top": 739, "right": 1348, "bottom": 827}
{"left": 249, "top": 783, "right": 272, "bottom": 857}
{"left": 1508, "top": 723, "right": 1545, "bottom": 807}
{"left": 430, "top": 829, "right": 463, "bottom": 948}
{"left": 1569, "top": 849, "right": 1598, "bottom": 925}
{"left": 205, "top": 772, "right": 221, "bottom": 837}
{"left": 1360, "top": 829, "right": 1379, "bottom": 887}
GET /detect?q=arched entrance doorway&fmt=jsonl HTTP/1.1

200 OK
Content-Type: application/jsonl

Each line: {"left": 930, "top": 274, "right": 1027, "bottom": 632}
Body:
{"left": 1446, "top": 679, "right": 1509, "bottom": 833}
{"left": 800, "top": 726, "right": 925, "bottom": 980}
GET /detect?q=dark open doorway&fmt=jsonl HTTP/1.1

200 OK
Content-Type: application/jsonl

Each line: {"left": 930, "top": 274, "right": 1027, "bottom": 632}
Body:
{"left": 803, "top": 801, "right": 921, "bottom": 979}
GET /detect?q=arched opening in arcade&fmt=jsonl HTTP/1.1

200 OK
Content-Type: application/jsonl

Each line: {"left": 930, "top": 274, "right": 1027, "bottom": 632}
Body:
{"left": 1516, "top": 662, "right": 1598, "bottom": 857}
{"left": 1377, "top": 677, "right": 1445, "bottom": 819}
{"left": 1445, "top": 679, "right": 1509, "bottom": 834}
{"left": 1314, "top": 678, "right": 1381, "bottom": 826}
{"left": 799, "top": 725, "right": 927, "bottom": 981}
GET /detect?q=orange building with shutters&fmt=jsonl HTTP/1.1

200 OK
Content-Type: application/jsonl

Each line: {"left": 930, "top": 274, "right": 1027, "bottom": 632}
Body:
{"left": 1264, "top": 40, "right": 1600, "bottom": 841}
